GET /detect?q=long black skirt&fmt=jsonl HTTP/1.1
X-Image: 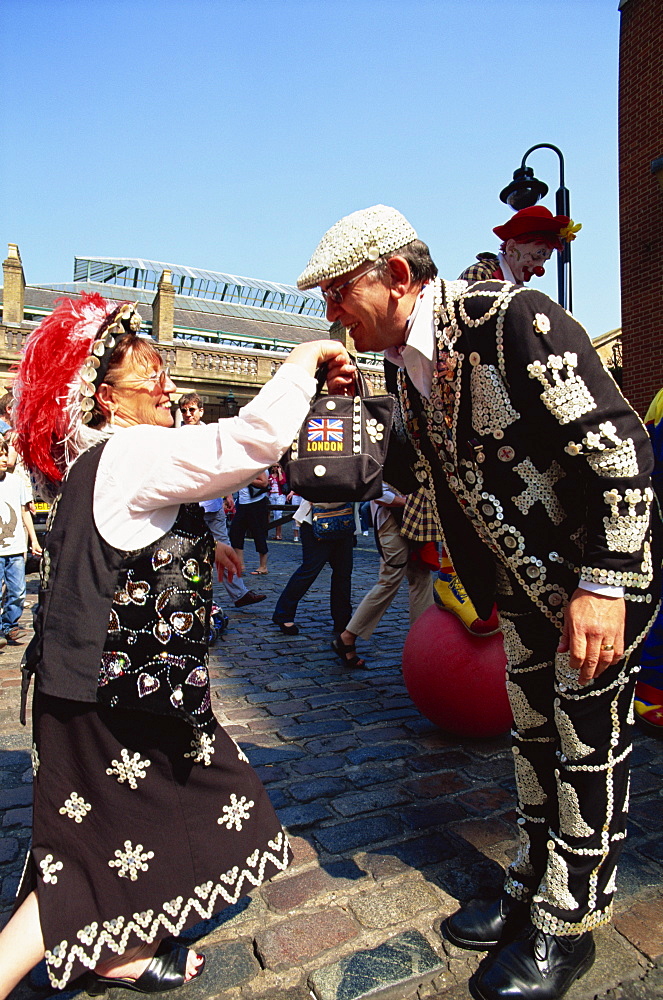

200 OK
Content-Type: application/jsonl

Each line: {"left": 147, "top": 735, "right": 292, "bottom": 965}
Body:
{"left": 16, "top": 692, "right": 291, "bottom": 989}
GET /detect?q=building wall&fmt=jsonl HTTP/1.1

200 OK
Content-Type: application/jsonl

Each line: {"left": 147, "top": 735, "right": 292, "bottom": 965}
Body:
{"left": 618, "top": 0, "right": 663, "bottom": 415}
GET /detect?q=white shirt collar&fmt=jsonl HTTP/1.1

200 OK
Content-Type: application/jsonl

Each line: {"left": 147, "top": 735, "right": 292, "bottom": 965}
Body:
{"left": 383, "top": 281, "right": 436, "bottom": 399}
{"left": 497, "top": 251, "right": 518, "bottom": 284}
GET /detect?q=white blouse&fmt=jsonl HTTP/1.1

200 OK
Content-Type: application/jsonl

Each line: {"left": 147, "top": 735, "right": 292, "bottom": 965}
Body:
{"left": 93, "top": 364, "right": 316, "bottom": 551}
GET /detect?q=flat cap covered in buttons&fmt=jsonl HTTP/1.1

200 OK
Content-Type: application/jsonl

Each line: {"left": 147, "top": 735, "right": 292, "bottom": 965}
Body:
{"left": 297, "top": 205, "right": 418, "bottom": 290}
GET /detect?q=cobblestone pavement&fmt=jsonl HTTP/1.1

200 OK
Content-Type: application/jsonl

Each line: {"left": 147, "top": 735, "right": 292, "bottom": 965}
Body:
{"left": 1, "top": 521, "right": 662, "bottom": 1000}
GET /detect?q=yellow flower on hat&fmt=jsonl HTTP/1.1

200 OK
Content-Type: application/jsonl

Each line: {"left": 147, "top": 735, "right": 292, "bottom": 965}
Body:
{"left": 559, "top": 220, "right": 582, "bottom": 243}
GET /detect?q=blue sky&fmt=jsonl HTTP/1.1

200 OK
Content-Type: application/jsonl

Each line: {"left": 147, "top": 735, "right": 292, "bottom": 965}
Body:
{"left": 1, "top": 0, "right": 620, "bottom": 339}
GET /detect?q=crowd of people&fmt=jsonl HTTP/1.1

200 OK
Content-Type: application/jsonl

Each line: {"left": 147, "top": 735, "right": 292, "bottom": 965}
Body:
{"left": 0, "top": 201, "right": 660, "bottom": 1000}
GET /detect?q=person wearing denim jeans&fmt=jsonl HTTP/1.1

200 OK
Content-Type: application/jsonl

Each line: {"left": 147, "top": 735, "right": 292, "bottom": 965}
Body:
{"left": 272, "top": 502, "right": 354, "bottom": 637}
{"left": 0, "top": 438, "right": 41, "bottom": 646}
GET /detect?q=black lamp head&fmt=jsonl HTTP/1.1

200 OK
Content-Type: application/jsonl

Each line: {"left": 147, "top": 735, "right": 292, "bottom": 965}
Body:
{"left": 499, "top": 167, "right": 549, "bottom": 211}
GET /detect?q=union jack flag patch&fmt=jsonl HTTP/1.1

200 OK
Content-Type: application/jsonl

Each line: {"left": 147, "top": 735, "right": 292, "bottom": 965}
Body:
{"left": 307, "top": 417, "right": 344, "bottom": 444}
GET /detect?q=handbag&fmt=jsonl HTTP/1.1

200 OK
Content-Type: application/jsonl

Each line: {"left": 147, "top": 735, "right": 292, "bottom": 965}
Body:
{"left": 311, "top": 504, "right": 355, "bottom": 539}
{"left": 282, "top": 364, "right": 394, "bottom": 502}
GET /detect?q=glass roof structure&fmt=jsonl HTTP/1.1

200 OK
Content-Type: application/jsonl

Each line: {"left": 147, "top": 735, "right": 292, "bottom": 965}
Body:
{"left": 73, "top": 256, "right": 326, "bottom": 317}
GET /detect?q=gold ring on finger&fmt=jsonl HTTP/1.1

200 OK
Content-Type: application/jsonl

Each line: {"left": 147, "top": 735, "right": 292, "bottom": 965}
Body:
{"left": 601, "top": 643, "right": 614, "bottom": 651}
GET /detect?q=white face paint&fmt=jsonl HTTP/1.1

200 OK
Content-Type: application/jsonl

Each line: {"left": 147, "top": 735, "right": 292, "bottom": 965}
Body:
{"left": 504, "top": 238, "right": 554, "bottom": 283}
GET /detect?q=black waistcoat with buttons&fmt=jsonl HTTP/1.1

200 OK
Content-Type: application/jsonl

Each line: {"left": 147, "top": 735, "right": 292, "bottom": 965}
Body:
{"left": 25, "top": 442, "right": 216, "bottom": 732}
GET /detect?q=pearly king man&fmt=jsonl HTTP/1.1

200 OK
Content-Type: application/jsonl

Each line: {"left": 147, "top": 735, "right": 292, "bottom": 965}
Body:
{"left": 296, "top": 205, "right": 661, "bottom": 1000}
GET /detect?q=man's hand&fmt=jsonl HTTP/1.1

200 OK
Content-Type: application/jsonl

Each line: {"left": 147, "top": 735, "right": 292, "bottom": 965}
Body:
{"left": 31, "top": 541, "right": 43, "bottom": 557}
{"left": 223, "top": 495, "right": 236, "bottom": 516}
{"left": 557, "top": 588, "right": 625, "bottom": 685}
{"left": 215, "top": 542, "right": 243, "bottom": 583}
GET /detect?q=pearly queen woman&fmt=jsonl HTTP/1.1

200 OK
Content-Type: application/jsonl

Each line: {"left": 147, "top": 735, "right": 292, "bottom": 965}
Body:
{"left": 0, "top": 293, "right": 351, "bottom": 998}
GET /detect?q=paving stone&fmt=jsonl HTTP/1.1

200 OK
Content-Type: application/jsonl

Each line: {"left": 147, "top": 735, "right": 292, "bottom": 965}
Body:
{"left": 179, "top": 939, "right": 259, "bottom": 997}
{"left": 308, "top": 929, "right": 445, "bottom": 1000}
{"left": 0, "top": 751, "right": 29, "bottom": 774}
{"left": 295, "top": 708, "right": 348, "bottom": 725}
{"left": 279, "top": 802, "right": 332, "bottom": 829}
{"left": 278, "top": 720, "right": 353, "bottom": 740}
{"left": 403, "top": 717, "right": 440, "bottom": 735}
{"left": 244, "top": 745, "right": 306, "bottom": 767}
{"left": 409, "top": 750, "right": 474, "bottom": 773}
{"left": 245, "top": 690, "right": 291, "bottom": 704}
{"left": 629, "top": 799, "right": 663, "bottom": 830}
{"left": 291, "top": 754, "right": 345, "bottom": 775}
{"left": 404, "top": 772, "right": 471, "bottom": 798}
{"left": 387, "top": 833, "right": 458, "bottom": 868}
{"left": 2, "top": 807, "right": 31, "bottom": 828}
{"left": 250, "top": 988, "right": 313, "bottom": 1000}
{"left": 262, "top": 862, "right": 362, "bottom": 913}
{"left": 346, "top": 762, "right": 409, "bottom": 787}
{"left": 641, "top": 835, "right": 663, "bottom": 863}
{"left": 265, "top": 677, "right": 321, "bottom": 692}
{"left": 630, "top": 768, "right": 662, "bottom": 795}
{"left": 360, "top": 726, "right": 412, "bottom": 744}
{"left": 349, "top": 880, "right": 442, "bottom": 928}
{"left": 306, "top": 735, "right": 360, "bottom": 754}
{"left": 306, "top": 690, "right": 376, "bottom": 709}
{"left": 401, "top": 802, "right": 469, "bottom": 830}
{"left": 355, "top": 707, "right": 421, "bottom": 724}
{"left": 267, "top": 787, "right": 290, "bottom": 809}
{"left": 0, "top": 786, "right": 33, "bottom": 810}
{"left": 253, "top": 764, "right": 289, "bottom": 784}
{"left": 614, "top": 896, "right": 663, "bottom": 961}
{"left": 313, "top": 815, "right": 403, "bottom": 854}
{"left": 449, "top": 818, "right": 516, "bottom": 851}
{"left": 456, "top": 786, "right": 514, "bottom": 814}
{"left": 332, "top": 784, "right": 412, "bottom": 818}
{"left": 466, "top": 757, "right": 514, "bottom": 781}
{"left": 0, "top": 874, "right": 20, "bottom": 904}
{"left": 0, "top": 837, "right": 19, "bottom": 863}
{"left": 615, "top": 853, "right": 663, "bottom": 896}
{"left": 345, "top": 743, "right": 418, "bottom": 765}
{"left": 288, "top": 834, "right": 319, "bottom": 866}
{"left": 264, "top": 699, "right": 311, "bottom": 717}
{"left": 290, "top": 776, "right": 351, "bottom": 803}
{"left": 255, "top": 908, "right": 360, "bottom": 969}
{"left": 356, "top": 851, "right": 411, "bottom": 879}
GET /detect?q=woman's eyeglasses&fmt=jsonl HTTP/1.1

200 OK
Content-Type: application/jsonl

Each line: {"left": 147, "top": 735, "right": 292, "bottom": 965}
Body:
{"left": 113, "top": 366, "right": 172, "bottom": 391}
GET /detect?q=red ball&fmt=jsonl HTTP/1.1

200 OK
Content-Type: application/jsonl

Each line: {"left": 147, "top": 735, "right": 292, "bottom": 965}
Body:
{"left": 402, "top": 605, "right": 512, "bottom": 738}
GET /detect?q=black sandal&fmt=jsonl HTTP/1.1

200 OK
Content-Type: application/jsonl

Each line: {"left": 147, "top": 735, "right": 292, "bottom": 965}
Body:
{"left": 84, "top": 940, "right": 205, "bottom": 995}
{"left": 332, "top": 636, "right": 366, "bottom": 668}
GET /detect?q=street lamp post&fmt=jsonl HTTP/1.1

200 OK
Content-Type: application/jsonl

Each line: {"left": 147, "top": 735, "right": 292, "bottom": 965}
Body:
{"left": 499, "top": 144, "right": 572, "bottom": 312}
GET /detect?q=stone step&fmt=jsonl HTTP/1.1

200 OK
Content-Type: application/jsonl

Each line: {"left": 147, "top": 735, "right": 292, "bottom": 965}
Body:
{"left": 308, "top": 929, "right": 445, "bottom": 1000}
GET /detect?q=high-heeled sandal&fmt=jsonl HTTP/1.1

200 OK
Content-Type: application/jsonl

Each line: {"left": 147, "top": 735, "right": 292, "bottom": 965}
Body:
{"left": 331, "top": 636, "right": 366, "bottom": 668}
{"left": 84, "top": 940, "right": 205, "bottom": 995}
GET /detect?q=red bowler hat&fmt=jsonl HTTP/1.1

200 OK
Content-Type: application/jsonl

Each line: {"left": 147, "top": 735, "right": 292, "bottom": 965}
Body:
{"left": 493, "top": 205, "right": 571, "bottom": 248}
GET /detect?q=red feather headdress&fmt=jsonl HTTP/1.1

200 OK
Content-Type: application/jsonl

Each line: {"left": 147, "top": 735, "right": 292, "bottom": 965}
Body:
{"left": 13, "top": 292, "right": 117, "bottom": 497}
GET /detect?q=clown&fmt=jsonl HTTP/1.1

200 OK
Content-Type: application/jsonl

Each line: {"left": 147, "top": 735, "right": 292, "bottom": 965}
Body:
{"left": 459, "top": 205, "right": 581, "bottom": 285}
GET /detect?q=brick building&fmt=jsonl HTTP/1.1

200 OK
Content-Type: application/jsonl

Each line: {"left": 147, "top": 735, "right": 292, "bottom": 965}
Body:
{"left": 618, "top": 0, "right": 663, "bottom": 416}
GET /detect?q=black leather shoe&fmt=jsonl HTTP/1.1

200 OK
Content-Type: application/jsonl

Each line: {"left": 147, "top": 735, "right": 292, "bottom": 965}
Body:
{"left": 443, "top": 894, "right": 530, "bottom": 950}
{"left": 84, "top": 941, "right": 205, "bottom": 995}
{"left": 472, "top": 923, "right": 595, "bottom": 1000}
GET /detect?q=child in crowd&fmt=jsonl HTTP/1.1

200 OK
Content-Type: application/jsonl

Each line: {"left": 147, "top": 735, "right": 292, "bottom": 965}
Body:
{"left": 0, "top": 438, "right": 41, "bottom": 646}
{"left": 268, "top": 463, "right": 287, "bottom": 540}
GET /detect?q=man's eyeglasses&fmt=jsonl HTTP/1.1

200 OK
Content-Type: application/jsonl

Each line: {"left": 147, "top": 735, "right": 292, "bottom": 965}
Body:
{"left": 180, "top": 405, "right": 201, "bottom": 414}
{"left": 320, "top": 262, "right": 382, "bottom": 305}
